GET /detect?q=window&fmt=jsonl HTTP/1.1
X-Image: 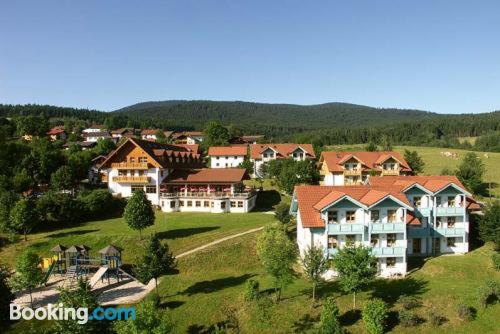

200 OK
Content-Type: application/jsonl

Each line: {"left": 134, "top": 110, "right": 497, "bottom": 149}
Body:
{"left": 436, "top": 217, "right": 442, "bottom": 228}
{"left": 387, "top": 210, "right": 397, "bottom": 223}
{"left": 413, "top": 196, "right": 422, "bottom": 207}
{"left": 187, "top": 201, "right": 192, "bottom": 207}
{"left": 327, "top": 211, "right": 338, "bottom": 224}
{"left": 447, "top": 217, "right": 456, "bottom": 227}
{"left": 346, "top": 235, "right": 355, "bottom": 246}
{"left": 170, "top": 201, "right": 175, "bottom": 208}
{"left": 370, "top": 234, "right": 380, "bottom": 247}
{"left": 129, "top": 157, "right": 135, "bottom": 163}
{"left": 436, "top": 197, "right": 442, "bottom": 206}
{"left": 447, "top": 196, "right": 455, "bottom": 207}
{"left": 234, "top": 156, "right": 237, "bottom": 159}
{"left": 386, "top": 257, "right": 396, "bottom": 268}
{"left": 216, "top": 156, "right": 219, "bottom": 160}
{"left": 146, "top": 186, "right": 156, "bottom": 194}
{"left": 371, "top": 210, "right": 380, "bottom": 223}
{"left": 118, "top": 170, "right": 126, "bottom": 176}
{"left": 138, "top": 157, "right": 148, "bottom": 163}
{"left": 160, "top": 170, "right": 164, "bottom": 177}
{"left": 216, "top": 163, "right": 219, "bottom": 167}
{"left": 328, "top": 236, "right": 338, "bottom": 249}
{"left": 221, "top": 202, "right": 226, "bottom": 209}
{"left": 179, "top": 201, "right": 184, "bottom": 207}
{"left": 387, "top": 234, "right": 396, "bottom": 247}
{"left": 263, "top": 153, "right": 268, "bottom": 158}
{"left": 131, "top": 186, "right": 143, "bottom": 193}
{"left": 346, "top": 211, "right": 356, "bottom": 223}
{"left": 230, "top": 201, "right": 236, "bottom": 208}
{"left": 195, "top": 201, "right": 201, "bottom": 207}
{"left": 204, "top": 201, "right": 210, "bottom": 207}
{"left": 238, "top": 201, "right": 243, "bottom": 208}
{"left": 447, "top": 237, "right": 456, "bottom": 247}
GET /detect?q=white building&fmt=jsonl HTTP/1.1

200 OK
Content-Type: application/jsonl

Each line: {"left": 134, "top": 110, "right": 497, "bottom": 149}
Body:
{"left": 249, "top": 143, "right": 316, "bottom": 178}
{"left": 83, "top": 125, "right": 107, "bottom": 133}
{"left": 208, "top": 146, "right": 247, "bottom": 168}
{"left": 291, "top": 175, "right": 479, "bottom": 279}
{"left": 173, "top": 131, "right": 204, "bottom": 145}
{"left": 83, "top": 131, "right": 113, "bottom": 143}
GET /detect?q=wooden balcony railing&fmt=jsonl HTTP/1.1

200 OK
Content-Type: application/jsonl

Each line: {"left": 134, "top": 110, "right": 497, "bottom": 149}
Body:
{"left": 343, "top": 169, "right": 362, "bottom": 176}
{"left": 111, "top": 162, "right": 149, "bottom": 170}
{"left": 381, "top": 169, "right": 400, "bottom": 176}
{"left": 112, "top": 176, "right": 150, "bottom": 183}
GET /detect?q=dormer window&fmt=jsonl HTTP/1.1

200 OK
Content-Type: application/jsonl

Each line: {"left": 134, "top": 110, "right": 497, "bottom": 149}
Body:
{"left": 387, "top": 210, "right": 397, "bottom": 223}
{"left": 371, "top": 210, "right": 380, "bottom": 223}
{"left": 447, "top": 196, "right": 455, "bottom": 207}
{"left": 263, "top": 153, "right": 268, "bottom": 158}
{"left": 413, "top": 196, "right": 422, "bottom": 207}
{"left": 327, "top": 211, "right": 338, "bottom": 224}
{"left": 346, "top": 211, "right": 356, "bottom": 223}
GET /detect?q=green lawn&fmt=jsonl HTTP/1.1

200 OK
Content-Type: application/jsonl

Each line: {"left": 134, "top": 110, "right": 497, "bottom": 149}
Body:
{"left": 157, "top": 234, "right": 499, "bottom": 333}
{"left": 326, "top": 144, "right": 500, "bottom": 199}
{"left": 0, "top": 211, "right": 275, "bottom": 268}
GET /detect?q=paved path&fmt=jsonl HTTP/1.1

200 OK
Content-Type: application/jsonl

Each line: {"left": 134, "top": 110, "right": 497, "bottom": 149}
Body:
{"left": 176, "top": 226, "right": 265, "bottom": 258}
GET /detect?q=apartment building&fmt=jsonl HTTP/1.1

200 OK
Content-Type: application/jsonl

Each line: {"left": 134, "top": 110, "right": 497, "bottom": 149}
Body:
{"left": 82, "top": 131, "right": 113, "bottom": 143}
{"left": 319, "top": 151, "right": 412, "bottom": 186}
{"left": 140, "top": 129, "right": 174, "bottom": 141}
{"left": 291, "top": 175, "right": 480, "bottom": 278}
{"left": 249, "top": 143, "right": 316, "bottom": 177}
{"left": 172, "top": 131, "right": 204, "bottom": 145}
{"left": 208, "top": 146, "right": 247, "bottom": 168}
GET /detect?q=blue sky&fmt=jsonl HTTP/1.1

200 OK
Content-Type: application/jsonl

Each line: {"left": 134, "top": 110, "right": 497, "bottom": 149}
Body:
{"left": 1, "top": 1, "right": 499, "bottom": 113}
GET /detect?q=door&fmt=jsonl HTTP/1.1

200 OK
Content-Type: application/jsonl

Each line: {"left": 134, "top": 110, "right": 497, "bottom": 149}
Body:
{"left": 412, "top": 238, "right": 421, "bottom": 254}
{"left": 433, "top": 238, "right": 441, "bottom": 254}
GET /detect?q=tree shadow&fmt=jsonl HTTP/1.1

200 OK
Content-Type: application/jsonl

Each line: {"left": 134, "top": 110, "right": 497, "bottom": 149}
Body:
{"left": 371, "top": 277, "right": 428, "bottom": 307}
{"left": 254, "top": 190, "right": 281, "bottom": 210}
{"left": 292, "top": 313, "right": 319, "bottom": 333}
{"left": 156, "top": 226, "right": 220, "bottom": 240}
{"left": 47, "top": 229, "right": 100, "bottom": 238}
{"left": 162, "top": 300, "right": 184, "bottom": 309}
{"left": 385, "top": 310, "right": 399, "bottom": 332}
{"left": 339, "top": 309, "right": 361, "bottom": 326}
{"left": 180, "top": 274, "right": 255, "bottom": 296}
{"left": 407, "top": 256, "right": 428, "bottom": 273}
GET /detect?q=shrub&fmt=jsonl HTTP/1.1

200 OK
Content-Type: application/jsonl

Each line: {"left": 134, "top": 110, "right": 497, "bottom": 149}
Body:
{"left": 274, "top": 202, "right": 292, "bottom": 225}
{"left": 492, "top": 253, "right": 500, "bottom": 271}
{"left": 397, "top": 295, "right": 422, "bottom": 310}
{"left": 362, "top": 298, "right": 388, "bottom": 334}
{"left": 319, "top": 297, "right": 344, "bottom": 334}
{"left": 36, "top": 191, "right": 84, "bottom": 223}
{"left": 244, "top": 279, "right": 260, "bottom": 301}
{"left": 428, "top": 311, "right": 446, "bottom": 326}
{"left": 77, "top": 189, "right": 124, "bottom": 218}
{"left": 457, "top": 303, "right": 474, "bottom": 322}
{"left": 398, "top": 309, "right": 419, "bottom": 327}
{"left": 476, "top": 279, "right": 499, "bottom": 308}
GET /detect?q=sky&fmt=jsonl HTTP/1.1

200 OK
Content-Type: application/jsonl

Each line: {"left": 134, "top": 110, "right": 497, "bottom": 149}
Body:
{"left": 1, "top": 1, "right": 499, "bottom": 113}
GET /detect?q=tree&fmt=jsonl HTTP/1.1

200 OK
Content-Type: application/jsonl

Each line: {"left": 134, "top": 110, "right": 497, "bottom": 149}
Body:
{"left": 15, "top": 115, "right": 48, "bottom": 137}
{"left": 0, "top": 190, "right": 18, "bottom": 232}
{"left": 274, "top": 202, "right": 292, "bottom": 225}
{"left": 404, "top": 150, "right": 425, "bottom": 175}
{"left": 135, "top": 233, "right": 176, "bottom": 293}
{"left": 123, "top": 190, "right": 155, "bottom": 238}
{"left": 9, "top": 198, "right": 39, "bottom": 240}
{"left": 362, "top": 298, "right": 388, "bottom": 334}
{"left": 204, "top": 121, "right": 230, "bottom": 147}
{"left": 12, "top": 250, "right": 43, "bottom": 307}
{"left": 93, "top": 138, "right": 116, "bottom": 156}
{"left": 155, "top": 130, "right": 168, "bottom": 144}
{"left": 238, "top": 159, "right": 254, "bottom": 175}
{"left": 256, "top": 225, "right": 297, "bottom": 302}
{"left": 479, "top": 201, "right": 500, "bottom": 250}
{"left": 12, "top": 169, "right": 34, "bottom": 194}
{"left": 51, "top": 165, "right": 78, "bottom": 193}
{"left": 0, "top": 264, "right": 14, "bottom": 326}
{"left": 455, "top": 153, "right": 485, "bottom": 194}
{"left": 380, "top": 134, "right": 392, "bottom": 151}
{"left": 332, "top": 245, "right": 377, "bottom": 308}
{"left": 440, "top": 167, "right": 454, "bottom": 176}
{"left": 319, "top": 297, "right": 343, "bottom": 334}
{"left": 365, "top": 142, "right": 378, "bottom": 152}
{"left": 301, "top": 245, "right": 328, "bottom": 301}
{"left": 114, "top": 297, "right": 173, "bottom": 334}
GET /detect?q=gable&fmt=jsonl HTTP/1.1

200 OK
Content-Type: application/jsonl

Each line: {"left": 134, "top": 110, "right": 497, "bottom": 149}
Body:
{"left": 370, "top": 197, "right": 404, "bottom": 208}
{"left": 324, "top": 197, "right": 365, "bottom": 210}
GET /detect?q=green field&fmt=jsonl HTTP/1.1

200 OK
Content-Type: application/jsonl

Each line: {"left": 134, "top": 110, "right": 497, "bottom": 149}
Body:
{"left": 326, "top": 145, "right": 500, "bottom": 199}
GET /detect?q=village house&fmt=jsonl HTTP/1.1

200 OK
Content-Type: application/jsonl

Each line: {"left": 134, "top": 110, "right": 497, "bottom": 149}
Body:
{"left": 82, "top": 124, "right": 107, "bottom": 133}
{"left": 46, "top": 126, "right": 67, "bottom": 141}
{"left": 249, "top": 143, "right": 316, "bottom": 177}
{"left": 140, "top": 129, "right": 174, "bottom": 141}
{"left": 208, "top": 146, "right": 247, "bottom": 168}
{"left": 82, "top": 131, "right": 113, "bottom": 143}
{"left": 291, "top": 175, "right": 480, "bottom": 278}
{"left": 111, "top": 128, "right": 137, "bottom": 140}
{"left": 172, "top": 131, "right": 204, "bottom": 145}
{"left": 319, "top": 151, "right": 412, "bottom": 186}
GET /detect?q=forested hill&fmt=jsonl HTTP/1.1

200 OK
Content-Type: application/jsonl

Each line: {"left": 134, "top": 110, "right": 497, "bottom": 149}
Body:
{"left": 114, "top": 100, "right": 435, "bottom": 130}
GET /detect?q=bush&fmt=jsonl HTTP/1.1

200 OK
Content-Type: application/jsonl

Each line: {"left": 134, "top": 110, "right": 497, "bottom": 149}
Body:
{"left": 428, "top": 311, "right": 446, "bottom": 326}
{"left": 36, "top": 191, "right": 84, "bottom": 223}
{"left": 476, "top": 279, "right": 499, "bottom": 308}
{"left": 274, "top": 202, "right": 292, "bottom": 225}
{"left": 457, "top": 303, "right": 475, "bottom": 322}
{"left": 77, "top": 189, "right": 124, "bottom": 218}
{"left": 397, "top": 295, "right": 422, "bottom": 310}
{"left": 362, "top": 298, "right": 387, "bottom": 334}
{"left": 492, "top": 253, "right": 500, "bottom": 271}
{"left": 398, "top": 309, "right": 419, "bottom": 327}
{"left": 319, "top": 297, "right": 344, "bottom": 334}
{"left": 244, "top": 279, "right": 260, "bottom": 301}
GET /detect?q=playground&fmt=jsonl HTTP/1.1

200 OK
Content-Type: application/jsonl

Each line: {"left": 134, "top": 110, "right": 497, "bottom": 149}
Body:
{"left": 13, "top": 244, "right": 156, "bottom": 307}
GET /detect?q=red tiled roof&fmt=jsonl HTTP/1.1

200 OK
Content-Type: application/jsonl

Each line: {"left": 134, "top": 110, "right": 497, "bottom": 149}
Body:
{"left": 47, "top": 126, "right": 65, "bottom": 135}
{"left": 141, "top": 129, "right": 160, "bottom": 135}
{"left": 406, "top": 211, "right": 422, "bottom": 226}
{"left": 172, "top": 131, "right": 204, "bottom": 138}
{"left": 320, "top": 151, "right": 411, "bottom": 172}
{"left": 208, "top": 146, "right": 247, "bottom": 156}
{"left": 249, "top": 143, "right": 315, "bottom": 160}
{"left": 162, "top": 168, "right": 249, "bottom": 184}
{"left": 173, "top": 144, "right": 200, "bottom": 154}
{"left": 369, "top": 175, "right": 469, "bottom": 194}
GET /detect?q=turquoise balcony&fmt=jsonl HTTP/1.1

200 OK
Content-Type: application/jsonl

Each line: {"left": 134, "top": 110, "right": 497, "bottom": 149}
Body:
{"left": 433, "top": 227, "right": 465, "bottom": 237}
{"left": 327, "top": 223, "right": 365, "bottom": 234}
{"left": 435, "top": 207, "right": 465, "bottom": 216}
{"left": 371, "top": 247, "right": 405, "bottom": 257}
{"left": 371, "top": 222, "right": 406, "bottom": 233}
{"left": 415, "top": 207, "right": 432, "bottom": 216}
{"left": 408, "top": 228, "right": 430, "bottom": 238}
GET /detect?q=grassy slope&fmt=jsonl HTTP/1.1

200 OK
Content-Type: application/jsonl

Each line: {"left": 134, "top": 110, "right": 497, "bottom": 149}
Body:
{"left": 158, "top": 234, "right": 499, "bottom": 333}
{"left": 0, "top": 211, "right": 275, "bottom": 268}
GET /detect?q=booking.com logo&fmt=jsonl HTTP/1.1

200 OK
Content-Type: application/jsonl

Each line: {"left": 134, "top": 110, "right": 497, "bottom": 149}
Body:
{"left": 10, "top": 303, "right": 135, "bottom": 324}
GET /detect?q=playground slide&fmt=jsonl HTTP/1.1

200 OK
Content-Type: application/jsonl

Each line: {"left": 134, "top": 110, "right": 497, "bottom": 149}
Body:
{"left": 42, "top": 261, "right": 56, "bottom": 285}
{"left": 89, "top": 266, "right": 108, "bottom": 287}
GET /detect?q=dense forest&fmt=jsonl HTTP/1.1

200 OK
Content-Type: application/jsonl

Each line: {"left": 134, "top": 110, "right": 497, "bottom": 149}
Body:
{"left": 1, "top": 102, "right": 500, "bottom": 151}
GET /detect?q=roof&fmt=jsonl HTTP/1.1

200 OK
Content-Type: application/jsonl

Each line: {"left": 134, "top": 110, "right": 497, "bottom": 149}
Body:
{"left": 208, "top": 146, "right": 247, "bottom": 156}
{"left": 141, "top": 129, "right": 161, "bottom": 135}
{"left": 99, "top": 245, "right": 123, "bottom": 255}
{"left": 369, "top": 175, "right": 470, "bottom": 194}
{"left": 66, "top": 245, "right": 91, "bottom": 253}
{"left": 249, "top": 143, "right": 315, "bottom": 160}
{"left": 320, "top": 151, "right": 411, "bottom": 172}
{"left": 85, "top": 124, "right": 105, "bottom": 129}
{"left": 111, "top": 128, "right": 136, "bottom": 135}
{"left": 172, "top": 144, "right": 200, "bottom": 153}
{"left": 162, "top": 168, "right": 249, "bottom": 184}
{"left": 47, "top": 126, "right": 66, "bottom": 135}
{"left": 50, "top": 244, "right": 67, "bottom": 252}
{"left": 83, "top": 131, "right": 111, "bottom": 138}
{"left": 173, "top": 131, "right": 204, "bottom": 138}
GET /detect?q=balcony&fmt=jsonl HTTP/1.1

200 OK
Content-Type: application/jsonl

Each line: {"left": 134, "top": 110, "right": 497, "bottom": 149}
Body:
{"left": 343, "top": 169, "right": 362, "bottom": 176}
{"left": 160, "top": 191, "right": 255, "bottom": 199}
{"left": 433, "top": 227, "right": 465, "bottom": 237}
{"left": 112, "top": 176, "right": 150, "bottom": 183}
{"left": 371, "top": 246, "right": 405, "bottom": 257}
{"left": 111, "top": 162, "right": 149, "bottom": 170}
{"left": 408, "top": 228, "right": 430, "bottom": 238}
{"left": 328, "top": 223, "right": 365, "bottom": 234}
{"left": 435, "top": 206, "right": 465, "bottom": 216}
{"left": 415, "top": 207, "right": 432, "bottom": 217}
{"left": 371, "top": 222, "right": 406, "bottom": 233}
{"left": 381, "top": 169, "right": 400, "bottom": 176}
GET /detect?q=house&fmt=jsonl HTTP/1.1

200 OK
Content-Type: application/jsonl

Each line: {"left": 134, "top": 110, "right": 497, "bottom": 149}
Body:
{"left": 47, "top": 126, "right": 67, "bottom": 141}
{"left": 159, "top": 168, "right": 256, "bottom": 213}
{"left": 319, "top": 151, "right": 412, "bottom": 186}
{"left": 249, "top": 143, "right": 316, "bottom": 177}
{"left": 111, "top": 128, "right": 137, "bottom": 140}
{"left": 173, "top": 143, "right": 200, "bottom": 154}
{"left": 290, "top": 175, "right": 480, "bottom": 278}
{"left": 208, "top": 146, "right": 247, "bottom": 168}
{"left": 88, "top": 155, "right": 107, "bottom": 184}
{"left": 99, "top": 138, "right": 203, "bottom": 205}
{"left": 172, "top": 131, "right": 204, "bottom": 145}
{"left": 83, "top": 124, "right": 107, "bottom": 133}
{"left": 140, "top": 129, "right": 174, "bottom": 141}
{"left": 82, "top": 131, "right": 113, "bottom": 143}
